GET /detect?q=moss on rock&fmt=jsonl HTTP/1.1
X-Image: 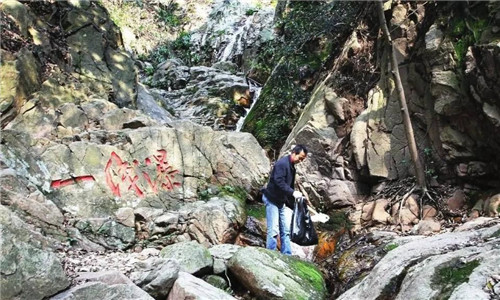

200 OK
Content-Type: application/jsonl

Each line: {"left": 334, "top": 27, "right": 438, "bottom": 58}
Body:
{"left": 431, "top": 258, "right": 480, "bottom": 299}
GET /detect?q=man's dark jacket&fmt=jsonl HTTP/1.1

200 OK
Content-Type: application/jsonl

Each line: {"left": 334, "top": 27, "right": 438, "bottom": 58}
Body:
{"left": 263, "top": 155, "right": 296, "bottom": 209}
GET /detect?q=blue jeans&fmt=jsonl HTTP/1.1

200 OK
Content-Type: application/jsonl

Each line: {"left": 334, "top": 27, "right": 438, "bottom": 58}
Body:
{"left": 263, "top": 194, "right": 292, "bottom": 255}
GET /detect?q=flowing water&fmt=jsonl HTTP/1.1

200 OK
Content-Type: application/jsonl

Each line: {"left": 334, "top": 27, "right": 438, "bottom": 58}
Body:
{"left": 236, "top": 78, "right": 262, "bottom": 132}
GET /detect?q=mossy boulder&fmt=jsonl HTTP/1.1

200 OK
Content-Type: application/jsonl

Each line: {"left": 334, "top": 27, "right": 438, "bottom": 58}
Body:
{"left": 160, "top": 241, "right": 213, "bottom": 275}
{"left": 227, "top": 247, "right": 326, "bottom": 300}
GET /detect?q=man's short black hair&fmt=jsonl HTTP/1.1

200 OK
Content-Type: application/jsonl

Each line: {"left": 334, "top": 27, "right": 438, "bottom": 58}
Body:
{"left": 291, "top": 144, "right": 308, "bottom": 155}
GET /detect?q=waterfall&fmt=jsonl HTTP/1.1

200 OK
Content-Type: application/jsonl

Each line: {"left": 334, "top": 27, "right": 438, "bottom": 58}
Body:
{"left": 236, "top": 78, "right": 262, "bottom": 132}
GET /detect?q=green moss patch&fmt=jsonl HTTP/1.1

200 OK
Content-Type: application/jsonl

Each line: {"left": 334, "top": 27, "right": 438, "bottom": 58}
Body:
{"left": 431, "top": 258, "right": 480, "bottom": 299}
{"left": 246, "top": 203, "right": 266, "bottom": 220}
{"left": 384, "top": 243, "right": 399, "bottom": 252}
{"left": 290, "top": 259, "right": 326, "bottom": 293}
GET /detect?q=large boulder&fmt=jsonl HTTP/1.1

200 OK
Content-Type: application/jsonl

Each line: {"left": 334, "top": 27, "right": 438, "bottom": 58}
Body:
{"left": 167, "top": 271, "right": 236, "bottom": 300}
{"left": 2, "top": 120, "right": 269, "bottom": 218}
{"left": 51, "top": 282, "right": 154, "bottom": 300}
{"left": 159, "top": 241, "right": 213, "bottom": 275}
{"left": 281, "top": 78, "right": 365, "bottom": 210}
{"left": 227, "top": 247, "right": 327, "bottom": 300}
{"left": 337, "top": 221, "right": 500, "bottom": 299}
{"left": 0, "top": 47, "right": 41, "bottom": 126}
{"left": 130, "top": 258, "right": 180, "bottom": 300}
{"left": 0, "top": 206, "right": 70, "bottom": 299}
{"left": 2, "top": 98, "right": 267, "bottom": 248}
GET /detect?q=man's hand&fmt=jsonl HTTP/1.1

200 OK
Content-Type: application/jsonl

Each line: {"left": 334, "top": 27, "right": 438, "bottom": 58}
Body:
{"left": 292, "top": 191, "right": 303, "bottom": 199}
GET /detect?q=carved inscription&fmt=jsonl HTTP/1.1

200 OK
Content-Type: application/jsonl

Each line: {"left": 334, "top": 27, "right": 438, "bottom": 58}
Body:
{"left": 104, "top": 150, "right": 180, "bottom": 198}
{"left": 51, "top": 176, "right": 95, "bottom": 188}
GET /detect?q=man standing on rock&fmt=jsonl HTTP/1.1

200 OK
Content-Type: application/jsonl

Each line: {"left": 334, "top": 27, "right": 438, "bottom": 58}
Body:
{"left": 262, "top": 144, "right": 308, "bottom": 255}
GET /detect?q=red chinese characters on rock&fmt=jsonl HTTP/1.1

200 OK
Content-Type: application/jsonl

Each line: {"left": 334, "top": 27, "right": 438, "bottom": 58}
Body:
{"left": 51, "top": 176, "right": 95, "bottom": 189}
{"left": 104, "top": 150, "right": 181, "bottom": 198}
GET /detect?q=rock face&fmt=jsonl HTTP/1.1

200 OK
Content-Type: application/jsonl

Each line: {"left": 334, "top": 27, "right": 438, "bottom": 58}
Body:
{"left": 349, "top": 2, "right": 500, "bottom": 186}
{"left": 337, "top": 220, "right": 500, "bottom": 300}
{"left": 151, "top": 60, "right": 254, "bottom": 130}
{"left": 0, "top": 1, "right": 137, "bottom": 119}
{"left": 227, "top": 247, "right": 327, "bottom": 300}
{"left": 3, "top": 120, "right": 268, "bottom": 216}
{"left": 280, "top": 78, "right": 367, "bottom": 212}
{"left": 2, "top": 111, "right": 268, "bottom": 247}
{"left": 0, "top": 206, "right": 70, "bottom": 299}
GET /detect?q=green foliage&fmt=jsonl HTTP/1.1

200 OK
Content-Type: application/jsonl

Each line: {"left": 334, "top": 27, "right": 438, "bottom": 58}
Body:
{"left": 245, "top": 8, "right": 257, "bottom": 16}
{"left": 156, "top": 2, "right": 182, "bottom": 27}
{"left": 144, "top": 66, "right": 155, "bottom": 76}
{"left": 449, "top": 7, "right": 490, "bottom": 67}
{"left": 246, "top": 204, "right": 266, "bottom": 220}
{"left": 198, "top": 189, "right": 211, "bottom": 201}
{"left": 384, "top": 243, "right": 399, "bottom": 252}
{"left": 431, "top": 259, "right": 480, "bottom": 299}
{"left": 150, "top": 43, "right": 172, "bottom": 67}
{"left": 173, "top": 31, "right": 192, "bottom": 50}
{"left": 221, "top": 185, "right": 248, "bottom": 203}
{"left": 197, "top": 184, "right": 248, "bottom": 204}
{"left": 170, "top": 31, "right": 203, "bottom": 65}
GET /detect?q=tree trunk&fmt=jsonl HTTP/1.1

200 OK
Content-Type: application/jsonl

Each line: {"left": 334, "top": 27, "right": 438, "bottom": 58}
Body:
{"left": 376, "top": 1, "right": 427, "bottom": 191}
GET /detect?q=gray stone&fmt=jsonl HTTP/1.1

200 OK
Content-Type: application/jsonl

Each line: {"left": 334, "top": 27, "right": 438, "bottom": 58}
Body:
{"left": 180, "top": 196, "right": 245, "bottom": 245}
{"left": 411, "top": 219, "right": 441, "bottom": 235}
{"left": 0, "top": 206, "right": 70, "bottom": 299}
{"left": 74, "top": 218, "right": 135, "bottom": 250}
{"left": 76, "top": 270, "right": 132, "bottom": 285}
{"left": 228, "top": 247, "right": 326, "bottom": 300}
{"left": 58, "top": 103, "right": 88, "bottom": 129}
{"left": 51, "top": 282, "right": 154, "bottom": 300}
{"left": 130, "top": 258, "right": 180, "bottom": 299}
{"left": 167, "top": 272, "right": 236, "bottom": 300}
{"left": 337, "top": 224, "right": 500, "bottom": 300}
{"left": 137, "top": 83, "right": 173, "bottom": 124}
{"left": 115, "top": 207, "right": 135, "bottom": 227}
{"left": 425, "top": 24, "right": 443, "bottom": 51}
{"left": 159, "top": 241, "right": 213, "bottom": 275}
{"left": 208, "top": 244, "right": 241, "bottom": 274}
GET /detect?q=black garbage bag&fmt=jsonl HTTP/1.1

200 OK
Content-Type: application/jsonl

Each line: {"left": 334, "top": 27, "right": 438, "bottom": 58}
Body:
{"left": 290, "top": 197, "right": 318, "bottom": 246}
